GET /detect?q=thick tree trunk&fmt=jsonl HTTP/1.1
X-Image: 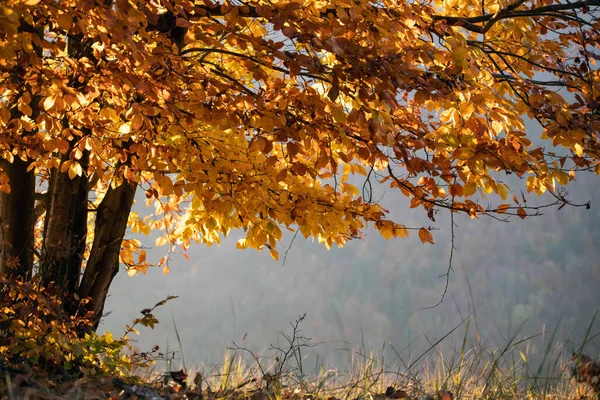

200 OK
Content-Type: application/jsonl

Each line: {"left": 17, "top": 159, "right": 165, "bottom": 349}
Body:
{"left": 0, "top": 21, "right": 42, "bottom": 281}
{"left": 67, "top": 162, "right": 89, "bottom": 295}
{"left": 40, "top": 151, "right": 88, "bottom": 294}
{"left": 0, "top": 158, "right": 35, "bottom": 280}
{"left": 79, "top": 179, "right": 136, "bottom": 327}
{"left": 37, "top": 27, "right": 94, "bottom": 294}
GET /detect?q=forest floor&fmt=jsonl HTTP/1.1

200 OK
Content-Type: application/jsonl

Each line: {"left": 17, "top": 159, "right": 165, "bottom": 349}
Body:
{"left": 1, "top": 338, "right": 599, "bottom": 400}
{"left": 1, "top": 294, "right": 598, "bottom": 399}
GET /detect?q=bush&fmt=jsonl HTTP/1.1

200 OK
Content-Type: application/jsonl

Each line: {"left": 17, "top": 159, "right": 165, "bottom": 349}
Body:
{"left": 0, "top": 277, "right": 135, "bottom": 378}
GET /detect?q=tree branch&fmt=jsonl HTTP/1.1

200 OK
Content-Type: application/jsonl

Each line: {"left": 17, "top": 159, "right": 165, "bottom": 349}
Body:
{"left": 181, "top": 47, "right": 331, "bottom": 83}
{"left": 186, "top": 1, "right": 600, "bottom": 35}
{"left": 433, "top": 0, "right": 600, "bottom": 33}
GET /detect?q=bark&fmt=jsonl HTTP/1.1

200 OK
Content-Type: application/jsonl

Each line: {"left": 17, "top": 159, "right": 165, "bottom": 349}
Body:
{"left": 0, "top": 158, "right": 35, "bottom": 279}
{"left": 67, "top": 161, "right": 89, "bottom": 295}
{"left": 40, "top": 151, "right": 89, "bottom": 294}
{"left": 78, "top": 179, "right": 137, "bottom": 327}
{"left": 0, "top": 21, "right": 42, "bottom": 281}
{"left": 37, "top": 26, "right": 94, "bottom": 293}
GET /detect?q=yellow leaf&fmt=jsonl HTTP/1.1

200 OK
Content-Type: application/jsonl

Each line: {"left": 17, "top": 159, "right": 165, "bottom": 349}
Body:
{"left": 119, "top": 123, "right": 131, "bottom": 134}
{"left": 454, "top": 147, "right": 474, "bottom": 160}
{"left": 67, "top": 162, "right": 82, "bottom": 179}
{"left": 157, "top": 175, "right": 173, "bottom": 195}
{"left": 573, "top": 142, "right": 583, "bottom": 157}
{"left": 18, "top": 102, "right": 32, "bottom": 117}
{"left": 394, "top": 226, "right": 409, "bottom": 238}
{"left": 459, "top": 101, "right": 475, "bottom": 118}
{"left": 83, "top": 137, "right": 93, "bottom": 151}
{"left": 447, "top": 134, "right": 460, "bottom": 148}
{"left": 491, "top": 120, "right": 503, "bottom": 135}
{"left": 138, "top": 250, "right": 146, "bottom": 263}
{"left": 483, "top": 180, "right": 493, "bottom": 195}
{"left": 463, "top": 182, "right": 477, "bottom": 196}
{"left": 526, "top": 176, "right": 536, "bottom": 193}
{"left": 554, "top": 170, "right": 569, "bottom": 185}
{"left": 497, "top": 184, "right": 508, "bottom": 200}
{"left": 380, "top": 226, "right": 393, "bottom": 240}
{"left": 43, "top": 96, "right": 56, "bottom": 111}
{"left": 332, "top": 108, "right": 346, "bottom": 123}
{"left": 269, "top": 248, "right": 279, "bottom": 260}
{"left": 452, "top": 46, "right": 468, "bottom": 62}
{"left": 60, "top": 160, "right": 71, "bottom": 173}
{"left": 205, "top": 216, "right": 217, "bottom": 231}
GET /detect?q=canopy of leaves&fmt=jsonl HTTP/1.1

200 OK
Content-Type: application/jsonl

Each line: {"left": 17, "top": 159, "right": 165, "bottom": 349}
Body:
{"left": 1, "top": 0, "right": 599, "bottom": 273}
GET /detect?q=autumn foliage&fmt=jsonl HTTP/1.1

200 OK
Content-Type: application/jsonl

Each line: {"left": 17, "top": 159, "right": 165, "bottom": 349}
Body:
{"left": 0, "top": 0, "right": 599, "bottom": 327}
{"left": 0, "top": 276, "right": 130, "bottom": 376}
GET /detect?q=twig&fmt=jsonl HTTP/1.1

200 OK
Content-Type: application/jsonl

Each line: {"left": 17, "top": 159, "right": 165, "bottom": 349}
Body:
{"left": 423, "top": 204, "right": 457, "bottom": 310}
{"left": 281, "top": 228, "right": 299, "bottom": 267}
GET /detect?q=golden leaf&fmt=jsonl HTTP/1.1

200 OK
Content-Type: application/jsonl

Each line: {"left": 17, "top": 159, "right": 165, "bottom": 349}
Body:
{"left": 463, "top": 183, "right": 477, "bottom": 196}
{"left": 497, "top": 204, "right": 510, "bottom": 214}
{"left": 332, "top": 108, "right": 346, "bottom": 123}
{"left": 67, "top": 162, "right": 82, "bottom": 179}
{"left": 380, "top": 226, "right": 393, "bottom": 240}
{"left": 0, "top": 0, "right": 596, "bottom": 295}
{"left": 57, "top": 13, "right": 73, "bottom": 31}
{"left": 18, "top": 102, "right": 32, "bottom": 117}
{"left": 43, "top": 96, "right": 56, "bottom": 111}
{"left": 119, "top": 123, "right": 131, "bottom": 134}
{"left": 418, "top": 228, "right": 434, "bottom": 244}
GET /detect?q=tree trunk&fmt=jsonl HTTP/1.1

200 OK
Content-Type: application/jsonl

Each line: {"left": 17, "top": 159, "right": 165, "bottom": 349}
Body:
{"left": 0, "top": 158, "right": 35, "bottom": 280}
{"left": 79, "top": 179, "right": 137, "bottom": 327}
{"left": 0, "top": 20, "right": 42, "bottom": 282}
{"left": 40, "top": 151, "right": 88, "bottom": 294}
{"left": 38, "top": 26, "right": 95, "bottom": 294}
{"left": 1, "top": 6, "right": 174, "bottom": 329}
{"left": 67, "top": 159, "right": 89, "bottom": 295}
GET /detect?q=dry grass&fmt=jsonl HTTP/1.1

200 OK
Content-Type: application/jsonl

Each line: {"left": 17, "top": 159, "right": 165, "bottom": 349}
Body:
{"left": 129, "top": 313, "right": 599, "bottom": 400}
{"left": 2, "top": 313, "right": 599, "bottom": 399}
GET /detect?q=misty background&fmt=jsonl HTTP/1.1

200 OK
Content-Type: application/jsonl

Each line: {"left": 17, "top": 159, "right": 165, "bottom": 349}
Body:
{"left": 99, "top": 163, "right": 600, "bottom": 372}
{"left": 93, "top": 21, "right": 600, "bottom": 378}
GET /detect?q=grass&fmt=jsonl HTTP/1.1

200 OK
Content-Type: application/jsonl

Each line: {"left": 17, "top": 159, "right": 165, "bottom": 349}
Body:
{"left": 1, "top": 312, "right": 599, "bottom": 399}
{"left": 127, "top": 312, "right": 599, "bottom": 400}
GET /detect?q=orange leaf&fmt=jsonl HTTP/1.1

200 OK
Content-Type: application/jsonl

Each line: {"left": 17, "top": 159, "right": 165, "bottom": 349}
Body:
{"left": 418, "top": 228, "right": 434, "bottom": 244}
{"left": 57, "top": 13, "right": 73, "bottom": 30}
{"left": 43, "top": 96, "right": 56, "bottom": 111}
{"left": 497, "top": 204, "right": 510, "bottom": 214}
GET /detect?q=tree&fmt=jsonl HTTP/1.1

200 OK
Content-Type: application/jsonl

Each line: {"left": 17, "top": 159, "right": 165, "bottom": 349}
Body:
{"left": 0, "top": 0, "right": 598, "bottom": 327}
